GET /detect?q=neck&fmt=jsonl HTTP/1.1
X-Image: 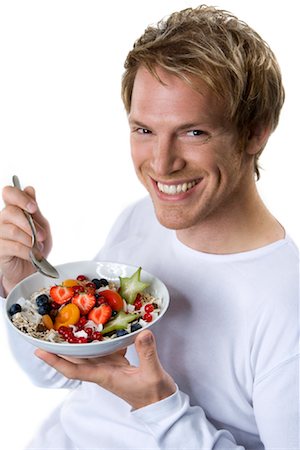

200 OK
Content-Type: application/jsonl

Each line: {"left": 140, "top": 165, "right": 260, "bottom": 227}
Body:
{"left": 176, "top": 182, "right": 285, "bottom": 254}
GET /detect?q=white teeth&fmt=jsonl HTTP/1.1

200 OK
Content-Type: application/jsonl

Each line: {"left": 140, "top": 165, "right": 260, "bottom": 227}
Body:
{"left": 157, "top": 180, "right": 198, "bottom": 195}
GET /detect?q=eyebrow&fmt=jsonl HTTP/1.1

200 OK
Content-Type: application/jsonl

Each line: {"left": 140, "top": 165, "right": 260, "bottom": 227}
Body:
{"left": 128, "top": 118, "right": 150, "bottom": 128}
{"left": 128, "top": 117, "right": 210, "bottom": 131}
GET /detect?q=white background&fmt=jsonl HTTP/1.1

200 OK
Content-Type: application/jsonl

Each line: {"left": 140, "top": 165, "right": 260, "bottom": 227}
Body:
{"left": 0, "top": 1, "right": 299, "bottom": 448}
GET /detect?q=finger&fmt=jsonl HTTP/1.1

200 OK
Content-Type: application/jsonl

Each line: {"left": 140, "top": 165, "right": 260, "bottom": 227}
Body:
{"left": 35, "top": 349, "right": 115, "bottom": 384}
{"left": 115, "top": 347, "right": 127, "bottom": 358}
{"left": 0, "top": 238, "right": 32, "bottom": 262}
{"left": 0, "top": 222, "right": 33, "bottom": 249}
{"left": 23, "top": 186, "right": 36, "bottom": 201}
{"left": 35, "top": 349, "right": 94, "bottom": 381}
{"left": 58, "top": 355, "right": 96, "bottom": 365}
{"left": 59, "top": 348, "right": 129, "bottom": 365}
{"left": 60, "top": 348, "right": 128, "bottom": 366}
{"left": 2, "top": 185, "right": 37, "bottom": 214}
{"left": 135, "top": 330, "right": 162, "bottom": 375}
{"left": 1, "top": 204, "right": 33, "bottom": 235}
{"left": 1, "top": 202, "right": 47, "bottom": 243}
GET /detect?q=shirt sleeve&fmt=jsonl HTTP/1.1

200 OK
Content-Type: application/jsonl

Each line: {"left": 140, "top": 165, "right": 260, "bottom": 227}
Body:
{"left": 132, "top": 388, "right": 245, "bottom": 449}
{"left": 1, "top": 282, "right": 80, "bottom": 390}
{"left": 132, "top": 354, "right": 300, "bottom": 450}
{"left": 253, "top": 355, "right": 300, "bottom": 449}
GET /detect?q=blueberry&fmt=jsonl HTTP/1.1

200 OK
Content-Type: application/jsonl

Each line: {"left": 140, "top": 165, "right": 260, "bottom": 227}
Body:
{"left": 116, "top": 329, "right": 129, "bottom": 337}
{"left": 99, "top": 278, "right": 109, "bottom": 287}
{"left": 130, "top": 322, "right": 142, "bottom": 333}
{"left": 91, "top": 279, "right": 102, "bottom": 289}
{"left": 92, "top": 278, "right": 109, "bottom": 289}
{"left": 37, "top": 304, "right": 51, "bottom": 315}
{"left": 36, "top": 294, "right": 49, "bottom": 307}
{"left": 9, "top": 303, "right": 22, "bottom": 316}
{"left": 111, "top": 310, "right": 118, "bottom": 317}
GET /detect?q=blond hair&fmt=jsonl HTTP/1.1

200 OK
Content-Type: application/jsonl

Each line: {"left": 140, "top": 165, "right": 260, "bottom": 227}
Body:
{"left": 121, "top": 5, "right": 285, "bottom": 178}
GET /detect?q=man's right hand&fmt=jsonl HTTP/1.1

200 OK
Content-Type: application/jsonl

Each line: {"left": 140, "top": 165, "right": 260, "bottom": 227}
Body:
{"left": 0, "top": 184, "right": 53, "bottom": 296}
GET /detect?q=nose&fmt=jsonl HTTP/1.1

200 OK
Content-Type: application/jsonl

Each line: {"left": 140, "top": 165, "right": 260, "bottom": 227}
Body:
{"left": 150, "top": 135, "right": 185, "bottom": 176}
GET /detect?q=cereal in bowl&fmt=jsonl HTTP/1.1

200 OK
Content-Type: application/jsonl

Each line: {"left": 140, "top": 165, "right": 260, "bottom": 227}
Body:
{"left": 9, "top": 267, "right": 162, "bottom": 344}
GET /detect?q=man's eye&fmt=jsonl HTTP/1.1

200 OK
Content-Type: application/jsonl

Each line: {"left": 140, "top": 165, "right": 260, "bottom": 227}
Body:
{"left": 137, "top": 128, "right": 152, "bottom": 134}
{"left": 186, "top": 130, "right": 205, "bottom": 137}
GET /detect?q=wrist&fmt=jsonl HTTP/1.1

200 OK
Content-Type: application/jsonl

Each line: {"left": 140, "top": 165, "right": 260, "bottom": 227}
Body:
{"left": 131, "top": 376, "right": 177, "bottom": 410}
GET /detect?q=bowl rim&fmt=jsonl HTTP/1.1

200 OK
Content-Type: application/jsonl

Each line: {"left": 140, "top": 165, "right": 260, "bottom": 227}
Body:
{"left": 5, "top": 260, "right": 170, "bottom": 349}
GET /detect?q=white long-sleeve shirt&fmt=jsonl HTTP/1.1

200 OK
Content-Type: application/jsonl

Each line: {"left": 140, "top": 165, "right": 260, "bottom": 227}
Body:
{"left": 2, "top": 196, "right": 299, "bottom": 449}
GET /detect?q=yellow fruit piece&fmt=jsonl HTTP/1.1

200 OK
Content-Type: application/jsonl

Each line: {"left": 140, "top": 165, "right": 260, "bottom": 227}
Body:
{"left": 54, "top": 303, "right": 80, "bottom": 330}
{"left": 62, "top": 279, "right": 81, "bottom": 287}
{"left": 42, "top": 314, "right": 54, "bottom": 330}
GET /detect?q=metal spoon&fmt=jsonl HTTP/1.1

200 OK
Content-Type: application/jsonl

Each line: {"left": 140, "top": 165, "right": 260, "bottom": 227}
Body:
{"left": 12, "top": 175, "right": 59, "bottom": 279}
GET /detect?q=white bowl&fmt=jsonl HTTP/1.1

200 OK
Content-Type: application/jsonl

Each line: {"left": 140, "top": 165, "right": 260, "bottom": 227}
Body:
{"left": 5, "top": 261, "right": 169, "bottom": 357}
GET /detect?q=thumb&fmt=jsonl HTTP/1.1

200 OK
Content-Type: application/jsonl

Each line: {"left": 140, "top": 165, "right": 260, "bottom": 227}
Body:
{"left": 135, "top": 330, "right": 162, "bottom": 374}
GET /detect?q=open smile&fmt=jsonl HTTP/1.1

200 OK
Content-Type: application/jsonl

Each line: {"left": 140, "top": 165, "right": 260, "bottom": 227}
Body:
{"left": 157, "top": 179, "right": 200, "bottom": 194}
{"left": 150, "top": 177, "right": 202, "bottom": 199}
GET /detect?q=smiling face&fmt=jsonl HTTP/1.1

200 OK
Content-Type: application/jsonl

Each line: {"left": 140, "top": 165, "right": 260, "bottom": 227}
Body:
{"left": 129, "top": 66, "right": 254, "bottom": 232}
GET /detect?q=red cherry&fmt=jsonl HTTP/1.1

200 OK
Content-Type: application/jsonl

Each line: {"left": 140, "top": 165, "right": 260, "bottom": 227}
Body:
{"left": 143, "top": 313, "right": 153, "bottom": 322}
{"left": 58, "top": 326, "right": 68, "bottom": 334}
{"left": 144, "top": 304, "right": 154, "bottom": 313}
{"left": 72, "top": 285, "right": 85, "bottom": 294}
{"left": 134, "top": 297, "right": 143, "bottom": 310}
{"left": 92, "top": 331, "right": 103, "bottom": 341}
{"left": 65, "top": 328, "right": 75, "bottom": 336}
{"left": 51, "top": 302, "right": 61, "bottom": 309}
{"left": 77, "top": 275, "right": 87, "bottom": 281}
{"left": 76, "top": 317, "right": 87, "bottom": 328}
{"left": 96, "top": 296, "right": 107, "bottom": 306}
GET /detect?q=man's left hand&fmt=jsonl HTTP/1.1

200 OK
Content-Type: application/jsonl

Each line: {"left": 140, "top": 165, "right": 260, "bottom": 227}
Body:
{"left": 35, "top": 330, "right": 176, "bottom": 410}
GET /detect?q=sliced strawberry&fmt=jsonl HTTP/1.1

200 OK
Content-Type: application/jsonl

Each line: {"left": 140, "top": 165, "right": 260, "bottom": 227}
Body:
{"left": 72, "top": 293, "right": 96, "bottom": 315}
{"left": 88, "top": 303, "right": 112, "bottom": 325}
{"left": 50, "top": 286, "right": 74, "bottom": 305}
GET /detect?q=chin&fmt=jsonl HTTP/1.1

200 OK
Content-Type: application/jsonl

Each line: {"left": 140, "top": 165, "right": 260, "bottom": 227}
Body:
{"left": 153, "top": 203, "right": 197, "bottom": 231}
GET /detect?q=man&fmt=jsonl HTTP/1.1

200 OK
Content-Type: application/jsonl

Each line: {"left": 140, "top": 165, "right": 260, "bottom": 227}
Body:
{"left": 0, "top": 5, "right": 299, "bottom": 449}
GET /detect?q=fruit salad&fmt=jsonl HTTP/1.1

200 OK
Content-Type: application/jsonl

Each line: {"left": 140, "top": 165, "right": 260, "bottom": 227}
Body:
{"left": 9, "top": 267, "right": 161, "bottom": 344}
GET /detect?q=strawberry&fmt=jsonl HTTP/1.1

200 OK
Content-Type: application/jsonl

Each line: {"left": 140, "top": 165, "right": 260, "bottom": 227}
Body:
{"left": 50, "top": 286, "right": 74, "bottom": 305}
{"left": 72, "top": 293, "right": 96, "bottom": 315}
{"left": 88, "top": 303, "right": 112, "bottom": 325}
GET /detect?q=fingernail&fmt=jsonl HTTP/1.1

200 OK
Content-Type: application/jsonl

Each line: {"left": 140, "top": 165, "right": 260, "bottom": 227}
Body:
{"left": 35, "top": 349, "right": 43, "bottom": 358}
{"left": 37, "top": 229, "right": 44, "bottom": 240}
{"left": 35, "top": 348, "right": 47, "bottom": 360}
{"left": 26, "top": 201, "right": 37, "bottom": 213}
{"left": 141, "top": 332, "right": 153, "bottom": 346}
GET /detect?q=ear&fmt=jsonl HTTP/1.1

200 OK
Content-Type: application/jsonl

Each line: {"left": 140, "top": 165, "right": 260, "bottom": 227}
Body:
{"left": 245, "top": 126, "right": 272, "bottom": 155}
